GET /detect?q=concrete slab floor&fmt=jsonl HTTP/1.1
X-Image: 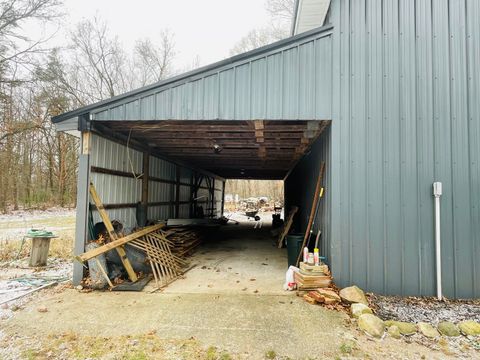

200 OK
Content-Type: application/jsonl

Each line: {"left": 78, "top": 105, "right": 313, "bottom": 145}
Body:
{"left": 161, "top": 222, "right": 288, "bottom": 295}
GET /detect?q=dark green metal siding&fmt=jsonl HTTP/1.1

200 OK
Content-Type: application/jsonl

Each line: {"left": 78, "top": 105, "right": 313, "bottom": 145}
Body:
{"left": 329, "top": 0, "right": 480, "bottom": 298}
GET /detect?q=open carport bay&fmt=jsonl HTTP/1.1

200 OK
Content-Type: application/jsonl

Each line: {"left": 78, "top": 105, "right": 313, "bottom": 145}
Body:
{"left": 162, "top": 221, "right": 288, "bottom": 295}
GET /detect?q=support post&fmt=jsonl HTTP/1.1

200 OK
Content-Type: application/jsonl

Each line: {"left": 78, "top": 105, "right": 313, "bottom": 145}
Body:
{"left": 221, "top": 181, "right": 226, "bottom": 217}
{"left": 211, "top": 178, "right": 215, "bottom": 218}
{"left": 139, "top": 150, "right": 149, "bottom": 226}
{"left": 175, "top": 165, "right": 180, "bottom": 218}
{"left": 73, "top": 131, "right": 91, "bottom": 285}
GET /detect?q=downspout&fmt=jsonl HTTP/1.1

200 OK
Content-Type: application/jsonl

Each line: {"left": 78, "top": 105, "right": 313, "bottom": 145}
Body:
{"left": 433, "top": 182, "right": 442, "bottom": 300}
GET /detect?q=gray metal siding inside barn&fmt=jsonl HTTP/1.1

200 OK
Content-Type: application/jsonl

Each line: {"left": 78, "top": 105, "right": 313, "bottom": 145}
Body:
{"left": 285, "top": 127, "right": 331, "bottom": 263}
{"left": 329, "top": 0, "right": 480, "bottom": 298}
{"left": 88, "top": 133, "right": 224, "bottom": 230}
{"left": 91, "top": 32, "right": 333, "bottom": 122}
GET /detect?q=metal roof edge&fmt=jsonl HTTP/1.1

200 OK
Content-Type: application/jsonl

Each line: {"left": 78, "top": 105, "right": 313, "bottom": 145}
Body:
{"left": 291, "top": 0, "right": 301, "bottom": 36}
{"left": 52, "top": 23, "right": 334, "bottom": 124}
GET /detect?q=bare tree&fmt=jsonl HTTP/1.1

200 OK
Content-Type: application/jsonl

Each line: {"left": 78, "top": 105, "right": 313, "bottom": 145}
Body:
{"left": 265, "top": 0, "right": 296, "bottom": 21}
{"left": 0, "top": 0, "right": 62, "bottom": 80}
{"left": 230, "top": 0, "right": 295, "bottom": 55}
{"left": 133, "top": 30, "right": 176, "bottom": 86}
{"left": 230, "top": 25, "right": 288, "bottom": 55}
{"left": 70, "top": 17, "right": 129, "bottom": 101}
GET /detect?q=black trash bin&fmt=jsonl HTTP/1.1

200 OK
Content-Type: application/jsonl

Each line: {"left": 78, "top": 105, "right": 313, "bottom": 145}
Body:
{"left": 286, "top": 234, "right": 304, "bottom": 267}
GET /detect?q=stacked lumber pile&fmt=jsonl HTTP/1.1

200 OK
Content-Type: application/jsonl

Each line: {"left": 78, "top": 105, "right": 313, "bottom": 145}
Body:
{"left": 294, "top": 262, "right": 332, "bottom": 290}
{"left": 162, "top": 227, "right": 204, "bottom": 257}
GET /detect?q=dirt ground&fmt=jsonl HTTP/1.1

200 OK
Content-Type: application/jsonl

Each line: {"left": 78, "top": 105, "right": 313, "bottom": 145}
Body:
{"left": 0, "top": 211, "right": 479, "bottom": 359}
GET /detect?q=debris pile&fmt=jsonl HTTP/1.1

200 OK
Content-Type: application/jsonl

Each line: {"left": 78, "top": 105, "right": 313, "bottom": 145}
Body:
{"left": 77, "top": 183, "right": 205, "bottom": 291}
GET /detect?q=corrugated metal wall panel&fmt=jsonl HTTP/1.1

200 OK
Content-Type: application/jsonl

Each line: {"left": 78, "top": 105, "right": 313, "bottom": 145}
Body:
{"left": 282, "top": 48, "right": 299, "bottom": 119}
{"left": 364, "top": 0, "right": 384, "bottom": 294}
{"left": 466, "top": 0, "right": 480, "bottom": 298}
{"left": 204, "top": 74, "right": 219, "bottom": 119}
{"left": 148, "top": 205, "right": 171, "bottom": 220}
{"left": 179, "top": 167, "right": 193, "bottom": 185}
{"left": 235, "top": 64, "right": 250, "bottom": 119}
{"left": 90, "top": 134, "right": 143, "bottom": 173}
{"left": 149, "top": 156, "right": 176, "bottom": 181}
{"left": 179, "top": 185, "right": 191, "bottom": 202}
{"left": 156, "top": 90, "right": 172, "bottom": 119}
{"left": 298, "top": 41, "right": 315, "bottom": 119}
{"left": 141, "top": 94, "right": 156, "bottom": 120}
{"left": 148, "top": 181, "right": 174, "bottom": 202}
{"left": 90, "top": 32, "right": 333, "bottom": 122}
{"left": 251, "top": 59, "right": 267, "bottom": 119}
{"left": 315, "top": 37, "right": 332, "bottom": 119}
{"left": 219, "top": 69, "right": 235, "bottom": 119}
{"left": 179, "top": 204, "right": 190, "bottom": 218}
{"left": 329, "top": 0, "right": 479, "bottom": 298}
{"left": 89, "top": 134, "right": 143, "bottom": 229}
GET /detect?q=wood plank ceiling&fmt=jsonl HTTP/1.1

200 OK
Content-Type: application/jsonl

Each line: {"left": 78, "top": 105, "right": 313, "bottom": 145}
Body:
{"left": 99, "top": 120, "right": 330, "bottom": 179}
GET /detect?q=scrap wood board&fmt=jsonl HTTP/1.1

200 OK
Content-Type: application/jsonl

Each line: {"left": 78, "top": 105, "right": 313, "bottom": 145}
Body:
{"left": 294, "top": 271, "right": 332, "bottom": 290}
{"left": 277, "top": 206, "right": 299, "bottom": 248}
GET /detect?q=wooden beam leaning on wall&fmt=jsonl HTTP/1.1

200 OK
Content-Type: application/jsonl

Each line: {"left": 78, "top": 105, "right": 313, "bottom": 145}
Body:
{"left": 88, "top": 182, "right": 138, "bottom": 282}
{"left": 75, "top": 223, "right": 165, "bottom": 263}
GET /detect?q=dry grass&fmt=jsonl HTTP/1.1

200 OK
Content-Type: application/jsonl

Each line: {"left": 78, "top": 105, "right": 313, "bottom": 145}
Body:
{"left": 0, "top": 231, "right": 74, "bottom": 262}
{"left": 2, "top": 331, "right": 236, "bottom": 360}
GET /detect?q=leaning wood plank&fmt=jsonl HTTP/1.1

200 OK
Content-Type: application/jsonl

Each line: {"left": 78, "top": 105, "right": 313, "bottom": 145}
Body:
{"left": 95, "top": 258, "right": 114, "bottom": 288}
{"left": 277, "top": 206, "right": 299, "bottom": 248}
{"left": 89, "top": 182, "right": 138, "bottom": 282}
{"left": 75, "top": 223, "right": 165, "bottom": 262}
{"left": 296, "top": 161, "right": 326, "bottom": 266}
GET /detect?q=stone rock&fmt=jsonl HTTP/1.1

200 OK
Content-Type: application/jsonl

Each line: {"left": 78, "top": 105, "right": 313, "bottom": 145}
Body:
{"left": 339, "top": 285, "right": 368, "bottom": 305}
{"left": 387, "top": 325, "right": 401, "bottom": 339}
{"left": 351, "top": 303, "right": 372, "bottom": 318}
{"left": 438, "top": 321, "right": 461, "bottom": 337}
{"left": 418, "top": 322, "right": 440, "bottom": 338}
{"left": 385, "top": 321, "right": 416, "bottom": 335}
{"left": 458, "top": 320, "right": 480, "bottom": 336}
{"left": 37, "top": 307, "right": 48, "bottom": 313}
{"left": 358, "top": 314, "right": 385, "bottom": 338}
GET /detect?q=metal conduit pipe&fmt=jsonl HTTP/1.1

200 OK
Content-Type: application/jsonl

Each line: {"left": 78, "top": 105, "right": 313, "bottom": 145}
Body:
{"left": 433, "top": 182, "right": 443, "bottom": 301}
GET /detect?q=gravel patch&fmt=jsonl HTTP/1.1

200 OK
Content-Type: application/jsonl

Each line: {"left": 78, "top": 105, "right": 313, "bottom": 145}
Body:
{"left": 370, "top": 294, "right": 480, "bottom": 325}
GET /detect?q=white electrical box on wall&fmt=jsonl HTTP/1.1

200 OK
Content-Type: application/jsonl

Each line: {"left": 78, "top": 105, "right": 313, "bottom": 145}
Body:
{"left": 433, "top": 182, "right": 442, "bottom": 197}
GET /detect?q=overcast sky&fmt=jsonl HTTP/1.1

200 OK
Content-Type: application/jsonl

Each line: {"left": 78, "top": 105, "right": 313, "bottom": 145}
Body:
{"left": 49, "top": 0, "right": 272, "bottom": 69}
